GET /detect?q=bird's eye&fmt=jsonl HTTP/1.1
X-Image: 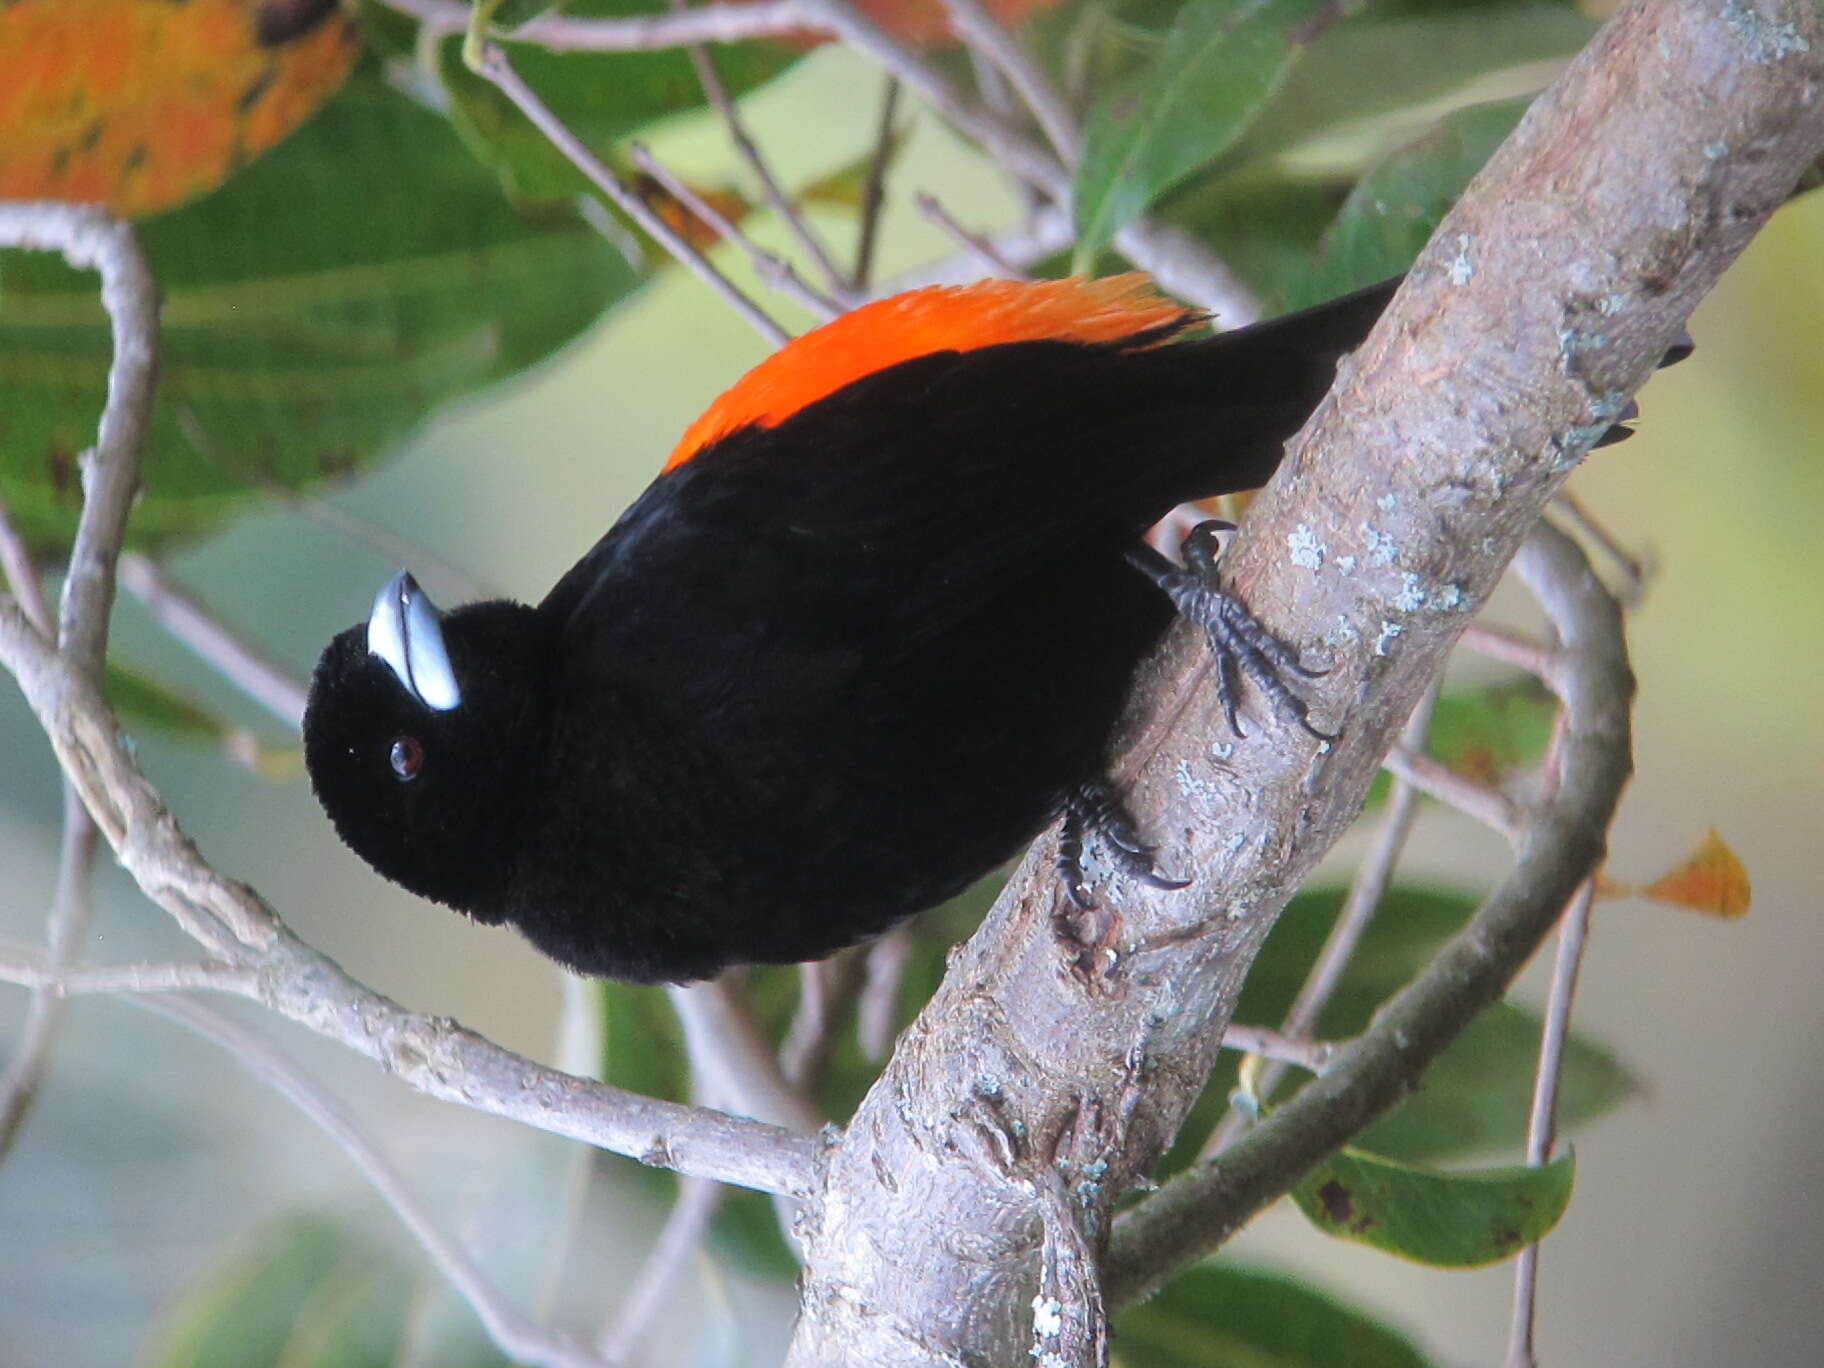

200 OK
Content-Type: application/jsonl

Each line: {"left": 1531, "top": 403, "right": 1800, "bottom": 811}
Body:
{"left": 389, "top": 736, "right": 425, "bottom": 781}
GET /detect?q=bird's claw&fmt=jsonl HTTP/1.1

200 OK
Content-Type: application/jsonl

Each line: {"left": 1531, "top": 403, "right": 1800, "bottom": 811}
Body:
{"left": 1056, "top": 780, "right": 1190, "bottom": 912}
{"left": 1130, "top": 520, "right": 1334, "bottom": 741}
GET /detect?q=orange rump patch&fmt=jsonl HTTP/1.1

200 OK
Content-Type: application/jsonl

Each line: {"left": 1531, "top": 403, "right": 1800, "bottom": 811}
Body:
{"left": 666, "top": 275, "right": 1200, "bottom": 470}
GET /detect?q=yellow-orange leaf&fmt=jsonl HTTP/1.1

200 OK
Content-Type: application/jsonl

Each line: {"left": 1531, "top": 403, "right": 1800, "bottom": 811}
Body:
{"left": 629, "top": 172, "right": 754, "bottom": 253}
{"left": 0, "top": 0, "right": 360, "bottom": 219}
{"left": 1638, "top": 829, "right": 1752, "bottom": 920}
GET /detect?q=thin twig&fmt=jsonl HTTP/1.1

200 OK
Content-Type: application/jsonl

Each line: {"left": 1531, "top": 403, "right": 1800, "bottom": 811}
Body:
{"left": 382, "top": 0, "right": 1256, "bottom": 314}
{"left": 1383, "top": 743, "right": 1524, "bottom": 840}
{"left": 857, "top": 925, "right": 914, "bottom": 1061}
{"left": 852, "top": 78, "right": 902, "bottom": 292}
{"left": 135, "top": 995, "right": 611, "bottom": 1368}
{"left": 0, "top": 942, "right": 257, "bottom": 997}
{"left": 780, "top": 952, "right": 866, "bottom": 1091}
{"left": 119, "top": 553, "right": 309, "bottom": 731}
{"left": 670, "top": 3, "right": 855, "bottom": 306}
{"left": 0, "top": 204, "right": 158, "bottom": 681}
{"left": 626, "top": 143, "right": 842, "bottom": 321}
{"left": 1460, "top": 623, "right": 1564, "bottom": 686}
{"left": 1553, "top": 490, "right": 1648, "bottom": 600}
{"left": 914, "top": 193, "right": 1032, "bottom": 279}
{"left": 596, "top": 1175, "right": 725, "bottom": 1363}
{"left": 0, "top": 499, "right": 53, "bottom": 639}
{"left": 0, "top": 787, "right": 98, "bottom": 1162}
{"left": 665, "top": 976, "right": 818, "bottom": 1265}
{"left": 380, "top": 0, "right": 811, "bottom": 49}
{"left": 939, "top": 0, "right": 1081, "bottom": 163}
{"left": 1505, "top": 876, "right": 1597, "bottom": 1368}
{"left": 667, "top": 977, "right": 823, "bottom": 1132}
{"left": 1217, "top": 1024, "right": 1335, "bottom": 1074}
{"left": 878, "top": 206, "right": 1072, "bottom": 293}
{"left": 471, "top": 45, "right": 792, "bottom": 347}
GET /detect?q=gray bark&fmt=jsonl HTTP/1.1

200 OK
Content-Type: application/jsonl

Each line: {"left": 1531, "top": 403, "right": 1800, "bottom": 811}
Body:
{"left": 784, "top": 2, "right": 1824, "bottom": 1362}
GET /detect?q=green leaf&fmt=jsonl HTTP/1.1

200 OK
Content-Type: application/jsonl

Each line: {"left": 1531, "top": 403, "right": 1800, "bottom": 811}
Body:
{"left": 105, "top": 661, "right": 228, "bottom": 745}
{"left": 1158, "top": 885, "right": 1637, "bottom": 1171}
{"left": 1290, "top": 96, "right": 1530, "bottom": 307}
{"left": 435, "top": 6, "right": 800, "bottom": 206}
{"left": 1226, "top": 1, "right": 1592, "bottom": 172}
{"left": 145, "top": 1214, "right": 420, "bottom": 1368}
{"left": 1114, "top": 1260, "right": 1435, "bottom": 1367}
{"left": 1356, "top": 1001, "right": 1632, "bottom": 1161}
{"left": 0, "top": 67, "right": 640, "bottom": 555}
{"left": 1293, "top": 1147, "right": 1575, "bottom": 1267}
{"left": 1153, "top": 163, "right": 1348, "bottom": 315}
{"left": 601, "top": 980, "right": 691, "bottom": 1104}
{"left": 1072, "top": 0, "right": 1352, "bottom": 267}
{"left": 104, "top": 660, "right": 299, "bottom": 777}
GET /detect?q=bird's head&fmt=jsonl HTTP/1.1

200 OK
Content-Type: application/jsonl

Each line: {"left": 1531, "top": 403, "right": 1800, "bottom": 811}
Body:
{"left": 303, "top": 571, "right": 548, "bottom": 918}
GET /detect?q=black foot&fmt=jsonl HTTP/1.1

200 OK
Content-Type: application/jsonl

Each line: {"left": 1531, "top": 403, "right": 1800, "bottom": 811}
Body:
{"left": 1057, "top": 780, "right": 1191, "bottom": 910}
{"left": 1127, "top": 520, "right": 1334, "bottom": 742}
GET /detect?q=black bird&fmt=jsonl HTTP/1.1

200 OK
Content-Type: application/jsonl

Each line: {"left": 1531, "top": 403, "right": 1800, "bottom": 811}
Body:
{"left": 302, "top": 275, "right": 1677, "bottom": 983}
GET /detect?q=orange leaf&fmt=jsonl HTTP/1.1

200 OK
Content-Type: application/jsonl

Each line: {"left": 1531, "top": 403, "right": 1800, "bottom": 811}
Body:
{"left": 0, "top": 0, "right": 360, "bottom": 219}
{"left": 1638, "top": 829, "right": 1752, "bottom": 920}
{"left": 758, "top": 0, "right": 1064, "bottom": 50}
{"left": 629, "top": 172, "right": 754, "bottom": 253}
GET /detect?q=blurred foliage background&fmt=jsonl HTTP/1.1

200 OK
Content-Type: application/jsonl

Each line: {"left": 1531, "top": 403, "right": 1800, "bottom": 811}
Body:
{"left": 2, "top": 1, "right": 1821, "bottom": 1364}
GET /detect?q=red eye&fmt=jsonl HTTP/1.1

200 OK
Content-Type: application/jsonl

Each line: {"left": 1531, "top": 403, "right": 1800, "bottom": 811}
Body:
{"left": 389, "top": 736, "right": 424, "bottom": 781}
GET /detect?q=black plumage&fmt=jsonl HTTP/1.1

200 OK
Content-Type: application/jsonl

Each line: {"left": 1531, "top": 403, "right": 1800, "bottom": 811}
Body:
{"left": 302, "top": 276, "right": 1667, "bottom": 983}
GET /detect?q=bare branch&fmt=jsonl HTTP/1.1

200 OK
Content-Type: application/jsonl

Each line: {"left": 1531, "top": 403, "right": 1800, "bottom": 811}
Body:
{"left": 626, "top": 142, "right": 843, "bottom": 320}
{"left": 379, "top": 0, "right": 812, "bottom": 50}
{"left": 1506, "top": 876, "right": 1597, "bottom": 1368}
{"left": 470, "top": 45, "right": 792, "bottom": 347}
{"left": 596, "top": 1175, "right": 725, "bottom": 1363}
{"left": 1383, "top": 744, "right": 1523, "bottom": 839}
{"left": 0, "top": 208, "right": 158, "bottom": 677}
{"left": 0, "top": 943, "right": 258, "bottom": 997}
{"left": 1460, "top": 623, "right": 1564, "bottom": 684}
{"left": 1553, "top": 489, "right": 1649, "bottom": 600}
{"left": 852, "top": 78, "right": 902, "bottom": 293}
{"left": 135, "top": 994, "right": 611, "bottom": 1368}
{"left": 857, "top": 926, "right": 913, "bottom": 1061}
{"left": 914, "top": 192, "right": 1033, "bottom": 278}
{"left": 880, "top": 206, "right": 1071, "bottom": 293}
{"left": 118, "top": 553, "right": 309, "bottom": 731}
{"left": 0, "top": 499, "right": 53, "bottom": 639}
{"left": 780, "top": 952, "right": 866, "bottom": 1090}
{"left": 939, "top": 0, "right": 1082, "bottom": 164}
{"left": 0, "top": 788, "right": 98, "bottom": 1161}
{"left": 669, "top": 7, "right": 857, "bottom": 306}
{"left": 1217, "top": 1024, "right": 1335, "bottom": 1074}
{"left": 1103, "top": 522, "right": 1635, "bottom": 1306}
{"left": 667, "top": 977, "right": 824, "bottom": 1132}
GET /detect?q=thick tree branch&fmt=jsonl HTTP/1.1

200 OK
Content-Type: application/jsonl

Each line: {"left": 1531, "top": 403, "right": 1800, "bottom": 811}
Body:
{"left": 786, "top": 3, "right": 1824, "bottom": 1360}
{"left": 1102, "top": 523, "right": 1633, "bottom": 1304}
